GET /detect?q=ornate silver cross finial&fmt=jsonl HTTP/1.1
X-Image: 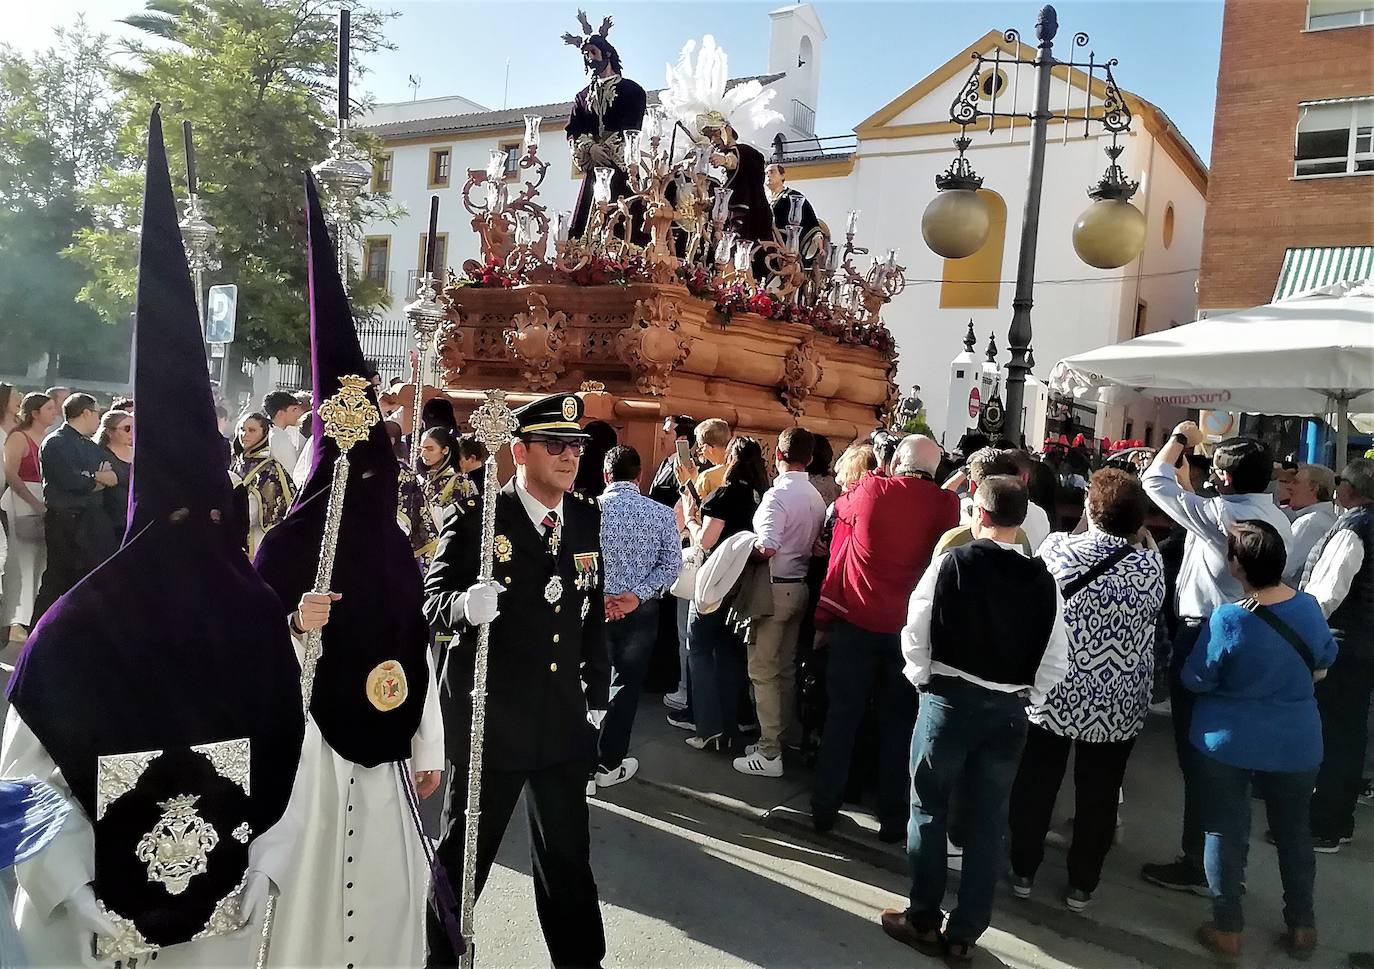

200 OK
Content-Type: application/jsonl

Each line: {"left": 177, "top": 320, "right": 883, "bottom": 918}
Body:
{"left": 470, "top": 389, "right": 519, "bottom": 449}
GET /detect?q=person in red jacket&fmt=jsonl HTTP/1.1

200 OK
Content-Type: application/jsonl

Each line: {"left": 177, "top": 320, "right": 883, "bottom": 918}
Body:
{"left": 812, "top": 435, "right": 960, "bottom": 840}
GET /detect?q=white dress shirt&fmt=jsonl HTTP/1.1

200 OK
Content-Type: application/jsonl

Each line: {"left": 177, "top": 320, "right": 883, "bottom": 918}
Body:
{"left": 514, "top": 478, "right": 565, "bottom": 534}
{"left": 1020, "top": 500, "right": 1052, "bottom": 552}
{"left": 900, "top": 540, "right": 1071, "bottom": 705}
{"left": 1143, "top": 462, "right": 1292, "bottom": 619}
{"left": 1302, "top": 519, "right": 1365, "bottom": 618}
{"left": 268, "top": 422, "right": 304, "bottom": 472}
{"left": 752, "top": 470, "right": 826, "bottom": 579}
{"left": 1284, "top": 501, "right": 1339, "bottom": 586}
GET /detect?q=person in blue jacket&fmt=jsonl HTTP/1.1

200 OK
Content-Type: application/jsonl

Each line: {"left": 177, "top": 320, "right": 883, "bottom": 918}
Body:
{"left": 1183, "top": 518, "right": 1337, "bottom": 963}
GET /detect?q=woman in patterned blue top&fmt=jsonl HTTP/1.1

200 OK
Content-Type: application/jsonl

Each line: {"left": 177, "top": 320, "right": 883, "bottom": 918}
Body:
{"left": 1008, "top": 469, "right": 1165, "bottom": 911}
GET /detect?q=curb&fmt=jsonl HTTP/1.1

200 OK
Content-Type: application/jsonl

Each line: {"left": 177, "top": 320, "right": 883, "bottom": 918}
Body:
{"left": 634, "top": 772, "right": 1222, "bottom": 969}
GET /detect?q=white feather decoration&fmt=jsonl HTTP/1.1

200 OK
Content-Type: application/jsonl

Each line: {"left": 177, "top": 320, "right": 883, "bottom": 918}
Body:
{"left": 659, "top": 35, "right": 783, "bottom": 148}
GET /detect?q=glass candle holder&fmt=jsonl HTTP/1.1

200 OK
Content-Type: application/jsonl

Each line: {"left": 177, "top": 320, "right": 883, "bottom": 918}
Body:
{"left": 885, "top": 248, "right": 899, "bottom": 270}
{"left": 711, "top": 187, "right": 733, "bottom": 222}
{"left": 787, "top": 194, "right": 805, "bottom": 226}
{"left": 515, "top": 211, "right": 535, "bottom": 246}
{"left": 694, "top": 145, "right": 712, "bottom": 176}
{"left": 555, "top": 210, "right": 571, "bottom": 244}
{"left": 846, "top": 209, "right": 861, "bottom": 235}
{"left": 593, "top": 167, "right": 616, "bottom": 205}
{"left": 733, "top": 240, "right": 757, "bottom": 272}
{"left": 523, "top": 115, "right": 542, "bottom": 153}
{"left": 623, "top": 130, "right": 642, "bottom": 170}
{"left": 785, "top": 225, "right": 802, "bottom": 254}
{"left": 645, "top": 106, "right": 666, "bottom": 143}
{"left": 487, "top": 148, "right": 507, "bottom": 182}
{"left": 825, "top": 242, "right": 843, "bottom": 274}
{"left": 715, "top": 230, "right": 737, "bottom": 265}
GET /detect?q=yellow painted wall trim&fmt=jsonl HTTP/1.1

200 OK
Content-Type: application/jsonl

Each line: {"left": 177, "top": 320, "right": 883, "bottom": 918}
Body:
{"left": 784, "top": 157, "right": 857, "bottom": 180}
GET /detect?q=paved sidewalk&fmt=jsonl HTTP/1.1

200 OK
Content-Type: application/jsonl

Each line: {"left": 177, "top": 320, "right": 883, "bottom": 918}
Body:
{"left": 619, "top": 695, "right": 1374, "bottom": 969}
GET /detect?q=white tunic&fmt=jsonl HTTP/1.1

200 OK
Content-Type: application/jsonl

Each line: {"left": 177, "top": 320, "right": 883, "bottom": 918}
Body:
{"left": 0, "top": 708, "right": 306, "bottom": 968}
{"left": 266, "top": 638, "right": 444, "bottom": 969}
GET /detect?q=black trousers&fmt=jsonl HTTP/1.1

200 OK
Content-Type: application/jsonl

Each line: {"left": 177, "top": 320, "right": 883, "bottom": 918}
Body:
{"left": 426, "top": 760, "right": 605, "bottom": 968}
{"left": 1311, "top": 648, "right": 1374, "bottom": 840}
{"left": 1169, "top": 618, "right": 1207, "bottom": 868}
{"left": 32, "top": 505, "right": 117, "bottom": 623}
{"left": 1008, "top": 722, "right": 1136, "bottom": 892}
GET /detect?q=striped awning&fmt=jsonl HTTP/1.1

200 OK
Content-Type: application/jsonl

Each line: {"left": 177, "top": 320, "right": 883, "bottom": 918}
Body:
{"left": 1274, "top": 246, "right": 1374, "bottom": 301}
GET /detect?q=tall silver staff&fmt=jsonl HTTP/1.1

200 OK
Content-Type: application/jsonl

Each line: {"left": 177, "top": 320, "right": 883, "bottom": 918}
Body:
{"left": 460, "top": 388, "right": 518, "bottom": 969}
{"left": 255, "top": 374, "right": 377, "bottom": 967}
{"left": 298, "top": 373, "right": 380, "bottom": 710}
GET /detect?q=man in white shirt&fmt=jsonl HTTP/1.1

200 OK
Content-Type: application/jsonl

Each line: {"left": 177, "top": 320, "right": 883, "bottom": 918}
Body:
{"left": 1139, "top": 425, "right": 1292, "bottom": 894}
{"left": 733, "top": 427, "right": 826, "bottom": 779}
{"left": 263, "top": 389, "right": 305, "bottom": 470}
{"left": 1285, "top": 463, "right": 1339, "bottom": 585}
{"left": 881, "top": 475, "right": 1068, "bottom": 962}
{"left": 1301, "top": 457, "right": 1374, "bottom": 850}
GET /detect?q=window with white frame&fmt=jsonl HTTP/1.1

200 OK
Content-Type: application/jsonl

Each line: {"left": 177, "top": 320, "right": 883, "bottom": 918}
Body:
{"left": 1295, "top": 99, "right": 1374, "bottom": 176}
{"left": 1307, "top": 0, "right": 1374, "bottom": 29}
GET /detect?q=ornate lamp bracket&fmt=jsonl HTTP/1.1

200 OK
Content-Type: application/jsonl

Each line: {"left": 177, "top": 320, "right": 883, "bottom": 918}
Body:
{"left": 934, "top": 132, "right": 985, "bottom": 193}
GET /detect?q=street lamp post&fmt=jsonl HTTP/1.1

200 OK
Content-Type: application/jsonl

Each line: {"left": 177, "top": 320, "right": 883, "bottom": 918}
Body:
{"left": 921, "top": 4, "right": 1145, "bottom": 443}
{"left": 178, "top": 120, "right": 220, "bottom": 371}
{"left": 313, "top": 8, "right": 372, "bottom": 295}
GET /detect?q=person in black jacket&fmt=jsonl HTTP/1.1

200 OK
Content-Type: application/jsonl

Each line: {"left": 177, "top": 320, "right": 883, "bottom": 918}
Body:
{"left": 423, "top": 392, "right": 610, "bottom": 968}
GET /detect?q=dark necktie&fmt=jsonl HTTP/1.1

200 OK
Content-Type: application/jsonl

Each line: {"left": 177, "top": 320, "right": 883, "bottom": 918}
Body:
{"left": 542, "top": 511, "right": 560, "bottom": 559}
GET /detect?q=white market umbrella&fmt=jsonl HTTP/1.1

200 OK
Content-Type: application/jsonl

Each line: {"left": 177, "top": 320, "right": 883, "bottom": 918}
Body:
{"left": 1050, "top": 280, "right": 1374, "bottom": 463}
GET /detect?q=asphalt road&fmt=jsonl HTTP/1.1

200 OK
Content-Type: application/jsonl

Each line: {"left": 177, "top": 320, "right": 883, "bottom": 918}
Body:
{"left": 471, "top": 780, "right": 1153, "bottom": 969}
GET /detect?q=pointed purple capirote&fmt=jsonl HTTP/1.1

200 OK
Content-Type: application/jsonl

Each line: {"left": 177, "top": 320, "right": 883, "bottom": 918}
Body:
{"left": 6, "top": 105, "right": 304, "bottom": 946}
{"left": 253, "top": 172, "right": 429, "bottom": 768}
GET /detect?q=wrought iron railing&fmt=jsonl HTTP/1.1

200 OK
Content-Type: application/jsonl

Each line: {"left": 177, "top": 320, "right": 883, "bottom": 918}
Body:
{"left": 791, "top": 99, "right": 816, "bottom": 136}
{"left": 771, "top": 134, "right": 857, "bottom": 164}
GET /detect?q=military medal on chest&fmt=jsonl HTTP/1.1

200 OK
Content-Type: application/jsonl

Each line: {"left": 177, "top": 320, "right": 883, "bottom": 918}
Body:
{"left": 545, "top": 574, "right": 564, "bottom": 603}
{"left": 574, "top": 551, "right": 599, "bottom": 591}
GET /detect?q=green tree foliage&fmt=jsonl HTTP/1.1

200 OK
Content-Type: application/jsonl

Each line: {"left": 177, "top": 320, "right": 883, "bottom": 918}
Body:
{"left": 71, "top": 0, "right": 398, "bottom": 367}
{"left": 0, "top": 20, "right": 126, "bottom": 384}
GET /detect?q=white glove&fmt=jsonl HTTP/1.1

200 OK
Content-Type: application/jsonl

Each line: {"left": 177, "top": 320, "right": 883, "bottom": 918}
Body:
{"left": 238, "top": 869, "right": 272, "bottom": 929}
{"left": 461, "top": 580, "right": 503, "bottom": 626}
{"left": 65, "top": 885, "right": 116, "bottom": 968}
{"left": 587, "top": 709, "right": 607, "bottom": 730}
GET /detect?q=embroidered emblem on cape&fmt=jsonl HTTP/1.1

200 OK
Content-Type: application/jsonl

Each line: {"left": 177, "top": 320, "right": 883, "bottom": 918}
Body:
{"left": 495, "top": 534, "right": 513, "bottom": 563}
{"left": 545, "top": 575, "right": 564, "bottom": 603}
{"left": 367, "top": 660, "right": 410, "bottom": 712}
{"left": 135, "top": 794, "right": 220, "bottom": 895}
{"left": 232, "top": 822, "right": 251, "bottom": 844}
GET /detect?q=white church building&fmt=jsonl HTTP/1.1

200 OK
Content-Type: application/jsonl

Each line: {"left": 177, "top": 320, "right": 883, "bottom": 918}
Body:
{"left": 354, "top": 4, "right": 1207, "bottom": 447}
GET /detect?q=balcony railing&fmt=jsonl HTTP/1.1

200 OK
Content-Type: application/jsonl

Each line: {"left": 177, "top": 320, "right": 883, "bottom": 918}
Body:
{"left": 791, "top": 99, "right": 817, "bottom": 137}
{"left": 771, "top": 133, "right": 858, "bottom": 164}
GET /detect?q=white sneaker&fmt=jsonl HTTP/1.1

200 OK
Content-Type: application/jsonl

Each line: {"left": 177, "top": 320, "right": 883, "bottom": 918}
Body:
{"left": 663, "top": 690, "right": 688, "bottom": 712}
{"left": 594, "top": 757, "right": 639, "bottom": 789}
{"left": 732, "top": 750, "right": 783, "bottom": 778}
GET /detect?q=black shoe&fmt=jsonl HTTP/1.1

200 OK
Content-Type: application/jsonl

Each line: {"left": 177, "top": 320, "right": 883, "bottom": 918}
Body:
{"left": 812, "top": 809, "right": 836, "bottom": 834}
{"left": 1312, "top": 835, "right": 1343, "bottom": 854}
{"left": 877, "top": 825, "right": 905, "bottom": 844}
{"left": 1140, "top": 858, "right": 1210, "bottom": 896}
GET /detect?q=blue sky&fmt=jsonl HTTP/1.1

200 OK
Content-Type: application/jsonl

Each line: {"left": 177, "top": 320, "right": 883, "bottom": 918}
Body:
{"left": 15, "top": 1, "right": 1225, "bottom": 160}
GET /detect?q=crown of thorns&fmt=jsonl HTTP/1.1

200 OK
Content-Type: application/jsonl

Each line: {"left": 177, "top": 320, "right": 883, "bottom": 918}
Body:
{"left": 561, "top": 10, "right": 613, "bottom": 47}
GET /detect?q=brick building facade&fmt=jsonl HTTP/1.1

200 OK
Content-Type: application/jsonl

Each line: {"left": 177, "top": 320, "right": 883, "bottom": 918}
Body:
{"left": 1198, "top": 0, "right": 1374, "bottom": 313}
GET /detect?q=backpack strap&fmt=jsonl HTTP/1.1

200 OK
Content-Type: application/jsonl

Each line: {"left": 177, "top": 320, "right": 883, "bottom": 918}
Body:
{"left": 1060, "top": 544, "right": 1135, "bottom": 599}
{"left": 1242, "top": 599, "right": 1317, "bottom": 672}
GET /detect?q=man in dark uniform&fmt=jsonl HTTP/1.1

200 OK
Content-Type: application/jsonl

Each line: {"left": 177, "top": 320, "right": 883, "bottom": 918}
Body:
{"left": 424, "top": 391, "right": 610, "bottom": 968}
{"left": 766, "top": 162, "right": 823, "bottom": 267}
{"left": 564, "top": 14, "right": 646, "bottom": 242}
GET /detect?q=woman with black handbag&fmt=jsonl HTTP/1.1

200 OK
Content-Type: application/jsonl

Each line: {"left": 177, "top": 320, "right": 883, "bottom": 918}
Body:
{"left": 1183, "top": 518, "right": 1337, "bottom": 963}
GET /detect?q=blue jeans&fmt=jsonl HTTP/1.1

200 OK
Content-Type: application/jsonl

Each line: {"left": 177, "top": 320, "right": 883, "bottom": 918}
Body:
{"left": 597, "top": 598, "right": 661, "bottom": 770}
{"left": 906, "top": 677, "right": 1028, "bottom": 944}
{"left": 811, "top": 620, "right": 919, "bottom": 833}
{"left": 686, "top": 603, "right": 746, "bottom": 742}
{"left": 1197, "top": 752, "right": 1317, "bottom": 933}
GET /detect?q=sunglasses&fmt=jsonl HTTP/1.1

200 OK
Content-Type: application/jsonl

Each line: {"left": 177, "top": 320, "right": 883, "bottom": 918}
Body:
{"left": 528, "top": 437, "right": 583, "bottom": 456}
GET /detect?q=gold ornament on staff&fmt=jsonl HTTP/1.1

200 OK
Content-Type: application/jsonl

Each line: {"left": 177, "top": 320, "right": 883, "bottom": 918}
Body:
{"left": 299, "top": 374, "right": 379, "bottom": 711}
{"left": 459, "top": 388, "right": 518, "bottom": 969}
